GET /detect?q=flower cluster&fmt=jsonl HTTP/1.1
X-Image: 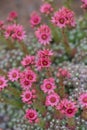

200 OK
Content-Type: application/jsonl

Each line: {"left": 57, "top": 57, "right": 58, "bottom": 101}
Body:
{"left": 20, "top": 68, "right": 37, "bottom": 90}
{"left": 0, "top": 1, "right": 87, "bottom": 129}
{"left": 5, "top": 24, "right": 26, "bottom": 41}
{"left": 36, "top": 49, "right": 53, "bottom": 70}
{"left": 51, "top": 7, "right": 76, "bottom": 28}
{"left": 35, "top": 24, "right": 52, "bottom": 45}
{"left": 57, "top": 99, "right": 77, "bottom": 118}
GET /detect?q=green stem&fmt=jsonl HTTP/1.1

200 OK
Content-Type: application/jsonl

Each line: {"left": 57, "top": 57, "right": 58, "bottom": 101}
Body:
{"left": 7, "top": 39, "right": 16, "bottom": 49}
{"left": 62, "top": 28, "right": 72, "bottom": 56}
{"left": 48, "top": 22, "right": 61, "bottom": 43}
{"left": 19, "top": 41, "right": 29, "bottom": 55}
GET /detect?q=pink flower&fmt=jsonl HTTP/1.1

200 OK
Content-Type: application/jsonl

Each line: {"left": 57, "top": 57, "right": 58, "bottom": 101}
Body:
{"left": 5, "top": 24, "right": 26, "bottom": 41}
{"left": 57, "top": 99, "right": 77, "bottom": 117}
{"left": 65, "top": 107, "right": 77, "bottom": 118}
{"left": 25, "top": 69, "right": 37, "bottom": 83}
{"left": 40, "top": 3, "right": 53, "bottom": 15}
{"left": 79, "top": 93, "right": 87, "bottom": 108}
{"left": 81, "top": 0, "right": 87, "bottom": 9}
{"left": 41, "top": 78, "right": 56, "bottom": 94}
{"left": 35, "top": 24, "right": 52, "bottom": 45}
{"left": 37, "top": 49, "right": 53, "bottom": 58}
{"left": 51, "top": 7, "right": 76, "bottom": 28}
{"left": 36, "top": 57, "right": 51, "bottom": 70}
{"left": 7, "top": 11, "right": 18, "bottom": 22}
{"left": 45, "top": 93, "right": 60, "bottom": 107}
{"left": 5, "top": 24, "right": 16, "bottom": 39}
{"left": 30, "top": 11, "right": 41, "bottom": 27}
{"left": 21, "top": 55, "right": 35, "bottom": 67}
{"left": 19, "top": 68, "right": 37, "bottom": 90}
{"left": 57, "top": 68, "right": 71, "bottom": 78}
{"left": 8, "top": 68, "right": 20, "bottom": 82}
{"left": 57, "top": 99, "right": 68, "bottom": 114}
{"left": 25, "top": 109, "right": 38, "bottom": 123}
{"left": 21, "top": 90, "right": 36, "bottom": 104}
{"left": 12, "top": 24, "right": 26, "bottom": 41}
{"left": 0, "top": 76, "right": 8, "bottom": 91}
{"left": 20, "top": 79, "right": 32, "bottom": 90}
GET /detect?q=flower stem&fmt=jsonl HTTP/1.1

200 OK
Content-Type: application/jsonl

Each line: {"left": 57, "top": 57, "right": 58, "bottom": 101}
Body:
{"left": 62, "top": 28, "right": 72, "bottom": 56}
{"left": 19, "top": 41, "right": 29, "bottom": 55}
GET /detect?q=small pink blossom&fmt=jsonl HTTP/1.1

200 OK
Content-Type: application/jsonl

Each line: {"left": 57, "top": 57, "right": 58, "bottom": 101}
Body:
{"left": 40, "top": 3, "right": 53, "bottom": 15}
{"left": 8, "top": 68, "right": 20, "bottom": 82}
{"left": 25, "top": 69, "right": 37, "bottom": 83}
{"left": 37, "top": 49, "right": 53, "bottom": 58}
{"left": 51, "top": 7, "right": 76, "bottom": 28}
{"left": 30, "top": 11, "right": 41, "bottom": 28}
{"left": 25, "top": 109, "right": 38, "bottom": 123}
{"left": 57, "top": 68, "right": 71, "bottom": 78}
{"left": 45, "top": 93, "right": 60, "bottom": 107}
{"left": 36, "top": 57, "right": 51, "bottom": 70}
{"left": 79, "top": 93, "right": 87, "bottom": 108}
{"left": 21, "top": 90, "right": 36, "bottom": 104}
{"left": 41, "top": 78, "right": 56, "bottom": 94}
{"left": 35, "top": 24, "right": 52, "bottom": 45}
{"left": 20, "top": 79, "right": 32, "bottom": 90}
{"left": 65, "top": 107, "right": 77, "bottom": 118}
{"left": 21, "top": 55, "right": 35, "bottom": 67}
{"left": 0, "top": 76, "right": 8, "bottom": 91}
{"left": 7, "top": 11, "right": 18, "bottom": 22}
